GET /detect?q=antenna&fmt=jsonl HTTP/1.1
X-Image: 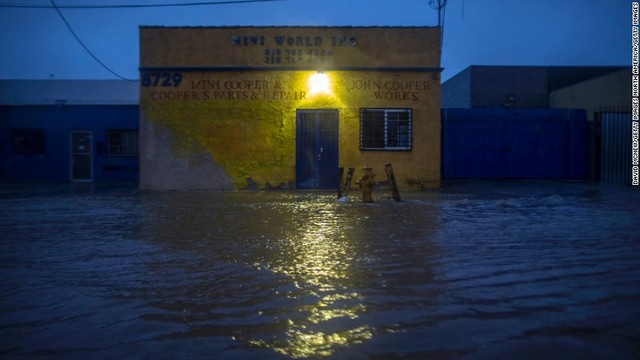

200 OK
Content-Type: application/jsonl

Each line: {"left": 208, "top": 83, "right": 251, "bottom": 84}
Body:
{"left": 429, "top": 0, "right": 448, "bottom": 28}
{"left": 429, "top": 0, "right": 448, "bottom": 69}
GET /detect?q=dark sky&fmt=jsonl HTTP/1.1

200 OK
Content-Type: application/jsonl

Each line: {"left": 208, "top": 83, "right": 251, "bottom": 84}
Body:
{"left": 0, "top": 0, "right": 631, "bottom": 81}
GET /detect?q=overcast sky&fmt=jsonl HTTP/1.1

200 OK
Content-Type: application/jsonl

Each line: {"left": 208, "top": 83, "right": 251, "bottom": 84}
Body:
{"left": 0, "top": 0, "right": 631, "bottom": 81}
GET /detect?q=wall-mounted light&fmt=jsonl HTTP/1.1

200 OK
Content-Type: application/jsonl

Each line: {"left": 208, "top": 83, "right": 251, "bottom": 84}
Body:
{"left": 308, "top": 71, "right": 331, "bottom": 95}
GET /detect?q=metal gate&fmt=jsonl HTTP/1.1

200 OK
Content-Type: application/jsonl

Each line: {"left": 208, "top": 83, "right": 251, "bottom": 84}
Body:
{"left": 295, "top": 110, "right": 339, "bottom": 189}
{"left": 442, "top": 108, "right": 588, "bottom": 180}
{"left": 600, "top": 111, "right": 632, "bottom": 185}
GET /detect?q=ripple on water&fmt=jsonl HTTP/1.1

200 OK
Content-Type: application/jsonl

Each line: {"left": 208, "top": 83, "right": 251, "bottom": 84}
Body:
{"left": 1, "top": 184, "right": 639, "bottom": 358}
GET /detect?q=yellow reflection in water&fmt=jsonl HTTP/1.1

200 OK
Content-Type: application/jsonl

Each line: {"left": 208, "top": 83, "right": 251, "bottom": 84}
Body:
{"left": 249, "top": 325, "right": 373, "bottom": 358}
{"left": 254, "top": 202, "right": 373, "bottom": 358}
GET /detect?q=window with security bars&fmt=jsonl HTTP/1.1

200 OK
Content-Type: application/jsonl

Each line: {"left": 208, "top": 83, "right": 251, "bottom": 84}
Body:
{"left": 107, "top": 129, "right": 138, "bottom": 155}
{"left": 360, "top": 108, "right": 412, "bottom": 150}
{"left": 12, "top": 128, "right": 46, "bottom": 154}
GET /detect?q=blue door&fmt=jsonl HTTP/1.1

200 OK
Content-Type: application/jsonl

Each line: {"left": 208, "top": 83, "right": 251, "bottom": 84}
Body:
{"left": 296, "top": 110, "right": 339, "bottom": 189}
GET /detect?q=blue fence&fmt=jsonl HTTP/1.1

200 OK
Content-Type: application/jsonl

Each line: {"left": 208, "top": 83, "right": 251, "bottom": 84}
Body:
{"left": 599, "top": 111, "right": 632, "bottom": 185}
{"left": 442, "top": 108, "right": 588, "bottom": 180}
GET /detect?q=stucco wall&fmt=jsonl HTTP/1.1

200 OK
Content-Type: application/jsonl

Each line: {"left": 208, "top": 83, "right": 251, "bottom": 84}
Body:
{"left": 471, "top": 66, "right": 549, "bottom": 108}
{"left": 140, "top": 26, "right": 440, "bottom": 69}
{"left": 139, "top": 27, "right": 441, "bottom": 190}
{"left": 550, "top": 68, "right": 630, "bottom": 121}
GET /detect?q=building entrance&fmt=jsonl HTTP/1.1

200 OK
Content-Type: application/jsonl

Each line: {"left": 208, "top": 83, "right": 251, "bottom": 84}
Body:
{"left": 70, "top": 131, "right": 93, "bottom": 181}
{"left": 295, "top": 110, "right": 339, "bottom": 189}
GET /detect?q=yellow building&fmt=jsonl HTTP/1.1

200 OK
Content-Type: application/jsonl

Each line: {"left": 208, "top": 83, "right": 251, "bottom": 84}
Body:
{"left": 139, "top": 26, "right": 441, "bottom": 190}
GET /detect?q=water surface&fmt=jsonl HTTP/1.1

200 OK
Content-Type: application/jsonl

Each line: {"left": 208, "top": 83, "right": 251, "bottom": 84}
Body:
{"left": 1, "top": 182, "right": 639, "bottom": 359}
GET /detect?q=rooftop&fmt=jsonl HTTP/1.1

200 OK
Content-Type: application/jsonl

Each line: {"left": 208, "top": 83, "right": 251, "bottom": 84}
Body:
{"left": 0, "top": 80, "right": 139, "bottom": 106}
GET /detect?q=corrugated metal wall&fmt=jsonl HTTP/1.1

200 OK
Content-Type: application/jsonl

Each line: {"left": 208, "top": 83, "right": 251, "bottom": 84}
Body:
{"left": 599, "top": 111, "right": 632, "bottom": 185}
{"left": 442, "top": 108, "right": 588, "bottom": 180}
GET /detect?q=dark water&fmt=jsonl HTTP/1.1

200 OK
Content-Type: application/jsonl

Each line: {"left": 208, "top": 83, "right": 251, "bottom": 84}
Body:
{"left": 1, "top": 182, "right": 639, "bottom": 359}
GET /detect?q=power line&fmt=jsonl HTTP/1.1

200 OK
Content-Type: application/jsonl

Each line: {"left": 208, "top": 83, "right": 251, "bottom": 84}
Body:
{"left": 0, "top": 0, "right": 283, "bottom": 9}
{"left": 49, "top": 0, "right": 134, "bottom": 81}
{"left": 11, "top": 0, "right": 285, "bottom": 80}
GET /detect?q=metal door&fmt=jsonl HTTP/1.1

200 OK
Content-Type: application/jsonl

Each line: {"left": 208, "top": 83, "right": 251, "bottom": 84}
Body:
{"left": 296, "top": 110, "right": 339, "bottom": 189}
{"left": 70, "top": 131, "right": 93, "bottom": 181}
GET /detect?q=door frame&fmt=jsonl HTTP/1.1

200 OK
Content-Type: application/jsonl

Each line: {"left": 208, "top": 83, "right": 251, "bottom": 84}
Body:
{"left": 69, "top": 130, "right": 93, "bottom": 182}
{"left": 295, "top": 109, "right": 339, "bottom": 189}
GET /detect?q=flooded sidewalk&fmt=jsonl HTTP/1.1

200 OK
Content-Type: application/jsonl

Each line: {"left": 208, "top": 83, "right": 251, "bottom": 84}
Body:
{"left": 1, "top": 181, "right": 639, "bottom": 359}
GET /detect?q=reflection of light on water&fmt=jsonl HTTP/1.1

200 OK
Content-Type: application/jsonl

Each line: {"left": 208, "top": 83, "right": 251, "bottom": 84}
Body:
{"left": 249, "top": 325, "right": 373, "bottom": 358}
{"left": 251, "top": 201, "right": 373, "bottom": 358}
{"left": 304, "top": 292, "right": 366, "bottom": 324}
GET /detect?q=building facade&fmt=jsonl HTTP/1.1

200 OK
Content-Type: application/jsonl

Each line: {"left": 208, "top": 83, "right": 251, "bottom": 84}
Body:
{"left": 0, "top": 80, "right": 139, "bottom": 183}
{"left": 550, "top": 68, "right": 633, "bottom": 184}
{"left": 440, "top": 66, "right": 630, "bottom": 183}
{"left": 139, "top": 26, "right": 442, "bottom": 190}
{"left": 442, "top": 65, "right": 626, "bottom": 109}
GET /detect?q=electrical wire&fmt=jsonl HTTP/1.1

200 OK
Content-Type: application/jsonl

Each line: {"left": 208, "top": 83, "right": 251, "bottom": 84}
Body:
{"left": 10, "top": 0, "right": 286, "bottom": 81}
{"left": 49, "top": 0, "right": 134, "bottom": 81}
{"left": 0, "top": 0, "right": 283, "bottom": 9}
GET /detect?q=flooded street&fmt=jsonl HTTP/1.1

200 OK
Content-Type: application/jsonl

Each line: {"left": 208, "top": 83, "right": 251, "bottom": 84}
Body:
{"left": 1, "top": 181, "right": 639, "bottom": 359}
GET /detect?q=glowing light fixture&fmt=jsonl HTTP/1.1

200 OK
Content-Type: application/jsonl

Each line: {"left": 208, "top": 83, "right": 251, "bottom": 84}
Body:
{"left": 308, "top": 71, "right": 331, "bottom": 95}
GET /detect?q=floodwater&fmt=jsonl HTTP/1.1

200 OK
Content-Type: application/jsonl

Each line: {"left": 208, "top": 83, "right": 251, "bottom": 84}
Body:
{"left": 1, "top": 181, "right": 639, "bottom": 359}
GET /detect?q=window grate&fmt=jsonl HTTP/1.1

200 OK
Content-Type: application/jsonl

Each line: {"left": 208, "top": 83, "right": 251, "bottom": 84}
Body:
{"left": 360, "top": 109, "right": 412, "bottom": 151}
{"left": 11, "top": 128, "right": 46, "bottom": 155}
